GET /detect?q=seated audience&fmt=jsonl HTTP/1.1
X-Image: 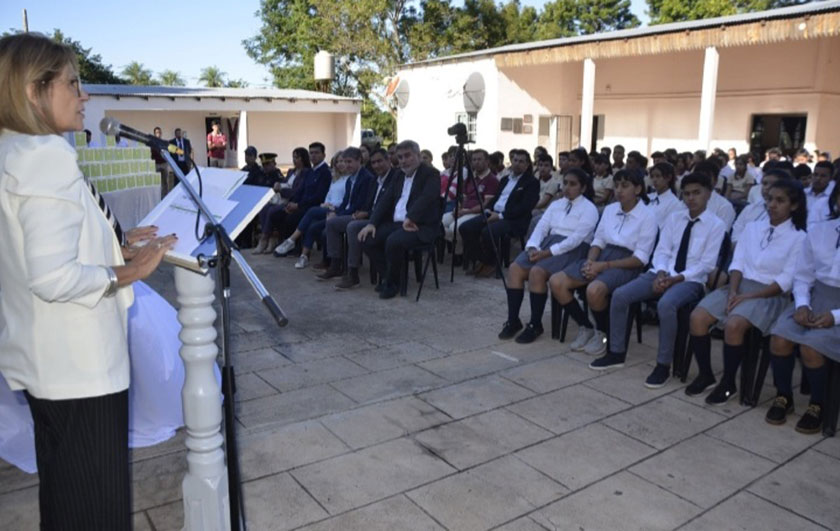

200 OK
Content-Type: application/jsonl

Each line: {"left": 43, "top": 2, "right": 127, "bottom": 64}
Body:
{"left": 694, "top": 160, "right": 736, "bottom": 230}
{"left": 806, "top": 161, "right": 836, "bottom": 226}
{"left": 442, "top": 149, "right": 498, "bottom": 260}
{"left": 647, "top": 162, "right": 686, "bottom": 230}
{"left": 725, "top": 155, "right": 756, "bottom": 204}
{"left": 591, "top": 154, "right": 614, "bottom": 208}
{"left": 254, "top": 147, "right": 311, "bottom": 254}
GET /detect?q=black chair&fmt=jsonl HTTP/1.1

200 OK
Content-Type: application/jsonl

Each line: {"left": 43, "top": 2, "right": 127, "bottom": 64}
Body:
{"left": 824, "top": 359, "right": 840, "bottom": 437}
{"left": 671, "top": 302, "right": 698, "bottom": 381}
{"left": 550, "top": 287, "right": 588, "bottom": 342}
{"left": 399, "top": 243, "right": 440, "bottom": 301}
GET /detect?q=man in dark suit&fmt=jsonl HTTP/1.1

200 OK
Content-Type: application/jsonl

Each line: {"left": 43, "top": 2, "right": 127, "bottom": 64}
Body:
{"left": 320, "top": 147, "right": 400, "bottom": 288}
{"left": 358, "top": 140, "right": 441, "bottom": 299}
{"left": 169, "top": 127, "right": 192, "bottom": 176}
{"left": 459, "top": 149, "right": 540, "bottom": 278}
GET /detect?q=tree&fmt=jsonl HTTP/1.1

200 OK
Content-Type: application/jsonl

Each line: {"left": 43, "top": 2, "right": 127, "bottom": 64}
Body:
{"left": 51, "top": 30, "right": 125, "bottom": 84}
{"left": 158, "top": 70, "right": 186, "bottom": 86}
{"left": 536, "top": 0, "right": 639, "bottom": 40}
{"left": 122, "top": 61, "right": 156, "bottom": 85}
{"left": 199, "top": 66, "right": 227, "bottom": 87}
{"left": 225, "top": 79, "right": 249, "bottom": 88}
{"left": 646, "top": 0, "right": 807, "bottom": 25}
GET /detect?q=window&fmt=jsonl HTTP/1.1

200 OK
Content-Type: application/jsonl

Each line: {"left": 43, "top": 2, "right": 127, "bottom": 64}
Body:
{"left": 455, "top": 112, "right": 477, "bottom": 143}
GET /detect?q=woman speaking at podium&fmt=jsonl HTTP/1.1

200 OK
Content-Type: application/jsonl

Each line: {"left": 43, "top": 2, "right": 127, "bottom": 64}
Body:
{"left": 0, "top": 33, "right": 176, "bottom": 529}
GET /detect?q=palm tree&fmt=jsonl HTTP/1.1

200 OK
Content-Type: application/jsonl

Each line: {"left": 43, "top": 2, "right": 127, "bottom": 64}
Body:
{"left": 158, "top": 70, "right": 185, "bottom": 86}
{"left": 199, "top": 66, "right": 226, "bottom": 88}
{"left": 225, "top": 79, "right": 249, "bottom": 88}
{"left": 121, "top": 61, "right": 155, "bottom": 85}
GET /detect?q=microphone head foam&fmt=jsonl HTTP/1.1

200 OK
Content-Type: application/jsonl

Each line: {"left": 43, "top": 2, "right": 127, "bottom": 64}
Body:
{"left": 99, "top": 117, "right": 120, "bottom": 136}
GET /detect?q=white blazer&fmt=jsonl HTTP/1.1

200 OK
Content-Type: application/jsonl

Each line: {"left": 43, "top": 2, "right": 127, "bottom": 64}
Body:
{"left": 0, "top": 131, "right": 134, "bottom": 400}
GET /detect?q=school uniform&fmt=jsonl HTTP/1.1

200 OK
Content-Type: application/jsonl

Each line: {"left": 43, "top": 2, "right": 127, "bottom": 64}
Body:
{"left": 771, "top": 218, "right": 840, "bottom": 360}
{"left": 697, "top": 218, "right": 805, "bottom": 334}
{"left": 731, "top": 199, "right": 768, "bottom": 244}
{"left": 563, "top": 200, "right": 658, "bottom": 291}
{"left": 609, "top": 209, "right": 726, "bottom": 364}
{"left": 647, "top": 189, "right": 686, "bottom": 230}
{"left": 707, "top": 190, "right": 736, "bottom": 230}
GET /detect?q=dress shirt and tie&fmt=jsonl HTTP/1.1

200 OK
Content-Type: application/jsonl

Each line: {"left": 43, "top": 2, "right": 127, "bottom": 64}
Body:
{"left": 729, "top": 218, "right": 805, "bottom": 292}
{"left": 526, "top": 195, "right": 599, "bottom": 257}
{"left": 650, "top": 209, "right": 726, "bottom": 284}
{"left": 592, "top": 201, "right": 658, "bottom": 265}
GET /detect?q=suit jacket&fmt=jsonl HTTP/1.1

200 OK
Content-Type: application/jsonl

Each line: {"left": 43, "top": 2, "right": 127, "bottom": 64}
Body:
{"left": 486, "top": 171, "right": 540, "bottom": 234}
{"left": 336, "top": 167, "right": 374, "bottom": 216}
{"left": 363, "top": 168, "right": 400, "bottom": 213}
{"left": 294, "top": 162, "right": 332, "bottom": 210}
{"left": 371, "top": 163, "right": 441, "bottom": 243}
{"left": 169, "top": 137, "right": 192, "bottom": 170}
{"left": 0, "top": 132, "right": 134, "bottom": 400}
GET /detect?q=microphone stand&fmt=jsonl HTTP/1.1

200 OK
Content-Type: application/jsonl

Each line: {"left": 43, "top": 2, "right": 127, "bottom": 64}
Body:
{"left": 158, "top": 149, "right": 289, "bottom": 531}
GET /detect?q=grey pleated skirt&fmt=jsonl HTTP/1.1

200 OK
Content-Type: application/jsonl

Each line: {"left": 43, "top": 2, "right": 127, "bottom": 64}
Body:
{"left": 513, "top": 235, "right": 590, "bottom": 273}
{"left": 697, "top": 277, "right": 790, "bottom": 335}
{"left": 771, "top": 281, "right": 840, "bottom": 361}
{"left": 563, "top": 244, "right": 642, "bottom": 292}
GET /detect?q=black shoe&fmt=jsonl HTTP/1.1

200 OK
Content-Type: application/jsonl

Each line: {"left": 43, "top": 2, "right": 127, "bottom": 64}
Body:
{"left": 498, "top": 319, "right": 523, "bottom": 340}
{"left": 705, "top": 382, "right": 737, "bottom": 406}
{"left": 375, "top": 280, "right": 385, "bottom": 293}
{"left": 378, "top": 283, "right": 399, "bottom": 299}
{"left": 644, "top": 363, "right": 671, "bottom": 389}
{"left": 795, "top": 404, "right": 823, "bottom": 434}
{"left": 765, "top": 395, "right": 794, "bottom": 425}
{"left": 685, "top": 374, "right": 717, "bottom": 396}
{"left": 515, "top": 323, "right": 543, "bottom": 344}
{"left": 453, "top": 254, "right": 463, "bottom": 267}
{"left": 589, "top": 352, "right": 626, "bottom": 371}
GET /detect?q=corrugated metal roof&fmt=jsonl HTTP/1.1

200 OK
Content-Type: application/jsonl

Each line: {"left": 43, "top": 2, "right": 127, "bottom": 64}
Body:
{"left": 402, "top": 0, "right": 840, "bottom": 68}
{"left": 85, "top": 84, "right": 361, "bottom": 102}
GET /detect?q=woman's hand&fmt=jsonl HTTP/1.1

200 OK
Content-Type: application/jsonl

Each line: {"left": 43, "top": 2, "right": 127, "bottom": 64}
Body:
{"left": 810, "top": 311, "right": 835, "bottom": 329}
{"left": 527, "top": 248, "right": 548, "bottom": 263}
{"left": 120, "top": 235, "right": 177, "bottom": 283}
{"left": 124, "top": 225, "right": 158, "bottom": 246}
{"left": 726, "top": 291, "right": 751, "bottom": 314}
{"left": 793, "top": 306, "right": 814, "bottom": 327}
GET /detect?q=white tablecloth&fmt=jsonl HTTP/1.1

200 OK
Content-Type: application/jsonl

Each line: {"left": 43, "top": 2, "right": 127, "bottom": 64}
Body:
{"left": 102, "top": 186, "right": 161, "bottom": 230}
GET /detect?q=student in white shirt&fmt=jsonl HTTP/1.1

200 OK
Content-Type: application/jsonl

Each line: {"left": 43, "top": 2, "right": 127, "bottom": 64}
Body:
{"left": 647, "top": 162, "right": 686, "bottom": 230}
{"left": 695, "top": 160, "right": 736, "bottom": 230}
{"left": 725, "top": 155, "right": 756, "bottom": 204}
{"left": 591, "top": 153, "right": 614, "bottom": 209}
{"left": 500, "top": 169, "right": 599, "bottom": 343}
{"left": 595, "top": 173, "right": 726, "bottom": 383}
{"left": 766, "top": 185, "right": 840, "bottom": 433}
{"left": 549, "top": 169, "right": 658, "bottom": 357}
{"left": 731, "top": 169, "right": 787, "bottom": 245}
{"left": 688, "top": 180, "right": 808, "bottom": 405}
{"left": 805, "top": 161, "right": 836, "bottom": 225}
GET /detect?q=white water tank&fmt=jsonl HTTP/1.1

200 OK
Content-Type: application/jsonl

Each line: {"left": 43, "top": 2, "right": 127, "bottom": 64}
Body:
{"left": 314, "top": 51, "right": 335, "bottom": 81}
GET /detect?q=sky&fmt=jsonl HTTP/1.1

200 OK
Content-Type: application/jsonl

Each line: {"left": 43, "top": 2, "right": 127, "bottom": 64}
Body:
{"left": 1, "top": 0, "right": 649, "bottom": 88}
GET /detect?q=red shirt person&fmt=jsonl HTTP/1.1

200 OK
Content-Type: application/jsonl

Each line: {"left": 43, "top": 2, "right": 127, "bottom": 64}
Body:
{"left": 206, "top": 121, "right": 227, "bottom": 167}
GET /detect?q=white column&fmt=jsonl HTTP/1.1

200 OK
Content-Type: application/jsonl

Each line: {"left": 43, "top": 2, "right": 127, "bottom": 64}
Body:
{"left": 698, "top": 46, "right": 719, "bottom": 152}
{"left": 236, "top": 111, "right": 248, "bottom": 169}
{"left": 175, "top": 267, "right": 230, "bottom": 531}
{"left": 580, "top": 58, "right": 596, "bottom": 151}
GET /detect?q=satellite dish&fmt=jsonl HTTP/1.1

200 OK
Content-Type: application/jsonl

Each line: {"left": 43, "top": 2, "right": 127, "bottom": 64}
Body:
{"left": 463, "top": 72, "right": 485, "bottom": 113}
{"left": 394, "top": 79, "right": 410, "bottom": 109}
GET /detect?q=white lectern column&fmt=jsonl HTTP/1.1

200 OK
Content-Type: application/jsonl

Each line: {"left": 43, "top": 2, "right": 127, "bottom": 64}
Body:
{"left": 174, "top": 266, "right": 230, "bottom": 531}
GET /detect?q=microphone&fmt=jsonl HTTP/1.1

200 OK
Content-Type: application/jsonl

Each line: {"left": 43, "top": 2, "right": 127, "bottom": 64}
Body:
{"left": 99, "top": 117, "right": 184, "bottom": 155}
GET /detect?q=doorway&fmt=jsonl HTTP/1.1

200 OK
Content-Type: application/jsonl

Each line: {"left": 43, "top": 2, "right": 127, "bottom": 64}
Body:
{"left": 749, "top": 114, "right": 807, "bottom": 160}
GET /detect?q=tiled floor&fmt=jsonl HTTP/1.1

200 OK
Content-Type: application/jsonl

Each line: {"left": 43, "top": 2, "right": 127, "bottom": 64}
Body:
{"left": 1, "top": 252, "right": 837, "bottom": 530}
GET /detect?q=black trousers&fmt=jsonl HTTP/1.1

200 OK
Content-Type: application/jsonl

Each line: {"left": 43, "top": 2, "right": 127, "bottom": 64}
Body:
{"left": 363, "top": 221, "right": 425, "bottom": 285}
{"left": 459, "top": 216, "right": 516, "bottom": 265}
{"left": 25, "top": 390, "right": 131, "bottom": 531}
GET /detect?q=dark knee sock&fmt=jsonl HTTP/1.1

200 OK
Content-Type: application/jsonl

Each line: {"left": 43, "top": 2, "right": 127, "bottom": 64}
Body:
{"left": 804, "top": 365, "right": 827, "bottom": 406}
{"left": 562, "top": 299, "right": 592, "bottom": 328}
{"left": 528, "top": 292, "right": 548, "bottom": 327}
{"left": 722, "top": 342, "right": 745, "bottom": 388}
{"left": 770, "top": 354, "right": 795, "bottom": 398}
{"left": 592, "top": 308, "right": 609, "bottom": 335}
{"left": 506, "top": 288, "right": 525, "bottom": 323}
{"left": 690, "top": 334, "right": 713, "bottom": 378}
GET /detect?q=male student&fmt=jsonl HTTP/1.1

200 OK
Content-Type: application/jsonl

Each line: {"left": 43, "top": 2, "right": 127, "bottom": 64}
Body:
{"left": 591, "top": 172, "right": 726, "bottom": 388}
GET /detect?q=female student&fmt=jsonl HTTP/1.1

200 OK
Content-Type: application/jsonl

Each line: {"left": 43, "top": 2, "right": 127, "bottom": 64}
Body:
{"left": 765, "top": 184, "right": 840, "bottom": 433}
{"left": 499, "top": 169, "right": 600, "bottom": 343}
{"left": 549, "top": 169, "right": 658, "bottom": 357}
{"left": 591, "top": 154, "right": 614, "bottom": 208}
{"left": 687, "top": 180, "right": 808, "bottom": 404}
{"left": 647, "top": 162, "right": 685, "bottom": 230}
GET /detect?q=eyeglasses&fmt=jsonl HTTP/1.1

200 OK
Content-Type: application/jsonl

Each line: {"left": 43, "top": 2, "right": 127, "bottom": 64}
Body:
{"left": 41, "top": 76, "right": 82, "bottom": 97}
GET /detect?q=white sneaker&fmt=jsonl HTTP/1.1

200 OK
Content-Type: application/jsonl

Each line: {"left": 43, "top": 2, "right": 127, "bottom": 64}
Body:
{"left": 274, "top": 238, "right": 295, "bottom": 256}
{"left": 294, "top": 255, "right": 309, "bottom": 269}
{"left": 583, "top": 330, "right": 607, "bottom": 356}
{"left": 569, "top": 327, "right": 595, "bottom": 351}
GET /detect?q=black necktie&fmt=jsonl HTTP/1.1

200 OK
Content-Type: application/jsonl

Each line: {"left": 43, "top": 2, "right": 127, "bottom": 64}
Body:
{"left": 565, "top": 201, "right": 573, "bottom": 215}
{"left": 86, "top": 179, "right": 124, "bottom": 245}
{"left": 653, "top": 196, "right": 660, "bottom": 205}
{"left": 674, "top": 219, "right": 698, "bottom": 273}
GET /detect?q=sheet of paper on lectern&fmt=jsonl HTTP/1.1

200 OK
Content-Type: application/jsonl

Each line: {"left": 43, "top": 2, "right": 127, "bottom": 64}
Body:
{"left": 138, "top": 167, "right": 273, "bottom": 272}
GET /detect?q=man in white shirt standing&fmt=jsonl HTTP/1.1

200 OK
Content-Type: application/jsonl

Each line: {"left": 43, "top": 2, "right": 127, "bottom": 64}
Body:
{"left": 359, "top": 140, "right": 441, "bottom": 299}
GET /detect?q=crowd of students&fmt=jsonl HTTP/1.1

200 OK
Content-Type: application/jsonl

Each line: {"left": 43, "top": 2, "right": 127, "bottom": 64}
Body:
{"left": 241, "top": 139, "right": 839, "bottom": 435}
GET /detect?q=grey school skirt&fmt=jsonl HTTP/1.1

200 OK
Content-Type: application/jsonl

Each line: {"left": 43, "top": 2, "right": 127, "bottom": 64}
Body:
{"left": 563, "top": 244, "right": 642, "bottom": 292}
{"left": 771, "top": 281, "right": 840, "bottom": 362}
{"left": 513, "top": 235, "right": 590, "bottom": 273}
{"left": 696, "top": 277, "right": 790, "bottom": 335}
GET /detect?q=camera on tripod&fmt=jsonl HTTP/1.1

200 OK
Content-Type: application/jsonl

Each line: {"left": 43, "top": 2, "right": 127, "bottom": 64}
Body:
{"left": 447, "top": 122, "right": 468, "bottom": 145}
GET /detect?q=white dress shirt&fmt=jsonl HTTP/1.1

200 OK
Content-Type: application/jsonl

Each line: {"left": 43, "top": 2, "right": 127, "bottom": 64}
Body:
{"left": 729, "top": 218, "right": 805, "bottom": 292}
{"left": 805, "top": 180, "right": 836, "bottom": 212}
{"left": 650, "top": 209, "right": 726, "bottom": 284}
{"left": 526, "top": 195, "right": 599, "bottom": 256}
{"left": 592, "top": 200, "right": 658, "bottom": 265}
{"left": 393, "top": 171, "right": 415, "bottom": 222}
{"left": 707, "top": 191, "right": 736, "bottom": 230}
{"left": 747, "top": 183, "right": 763, "bottom": 205}
{"left": 807, "top": 196, "right": 832, "bottom": 227}
{"left": 792, "top": 218, "right": 840, "bottom": 324}
{"left": 731, "top": 199, "right": 768, "bottom": 244}
{"left": 0, "top": 132, "right": 133, "bottom": 400}
{"left": 493, "top": 174, "right": 521, "bottom": 216}
{"left": 647, "top": 189, "right": 686, "bottom": 229}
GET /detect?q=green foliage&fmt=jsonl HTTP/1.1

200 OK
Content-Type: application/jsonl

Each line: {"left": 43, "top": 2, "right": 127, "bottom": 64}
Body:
{"left": 362, "top": 101, "right": 396, "bottom": 145}
{"left": 51, "top": 29, "right": 125, "bottom": 84}
{"left": 199, "top": 66, "right": 227, "bottom": 87}
{"left": 122, "top": 61, "right": 156, "bottom": 85}
{"left": 646, "top": 0, "right": 807, "bottom": 25}
{"left": 157, "top": 70, "right": 185, "bottom": 86}
{"left": 225, "top": 79, "right": 249, "bottom": 88}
